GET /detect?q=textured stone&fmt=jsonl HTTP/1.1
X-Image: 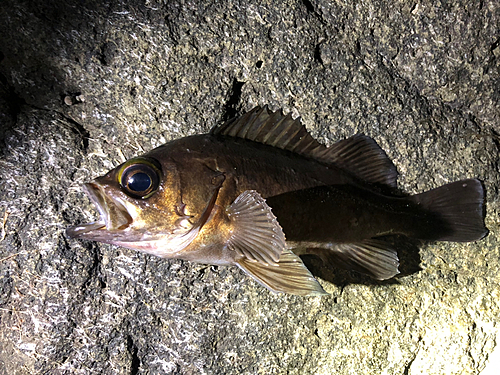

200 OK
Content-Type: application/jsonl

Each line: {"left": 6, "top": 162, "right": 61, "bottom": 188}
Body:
{"left": 0, "top": 0, "right": 499, "bottom": 374}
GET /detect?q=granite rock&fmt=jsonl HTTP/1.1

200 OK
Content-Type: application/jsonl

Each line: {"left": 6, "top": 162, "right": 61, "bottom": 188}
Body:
{"left": 0, "top": 0, "right": 499, "bottom": 374}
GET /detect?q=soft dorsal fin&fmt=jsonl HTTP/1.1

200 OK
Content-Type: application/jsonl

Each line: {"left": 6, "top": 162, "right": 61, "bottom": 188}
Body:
{"left": 212, "top": 106, "right": 397, "bottom": 187}
{"left": 325, "top": 135, "right": 398, "bottom": 188}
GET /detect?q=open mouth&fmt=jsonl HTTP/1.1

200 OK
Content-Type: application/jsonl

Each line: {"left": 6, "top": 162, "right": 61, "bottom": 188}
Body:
{"left": 66, "top": 182, "right": 132, "bottom": 240}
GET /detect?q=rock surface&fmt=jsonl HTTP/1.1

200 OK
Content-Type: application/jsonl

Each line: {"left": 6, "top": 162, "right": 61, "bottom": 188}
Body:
{"left": 0, "top": 0, "right": 499, "bottom": 374}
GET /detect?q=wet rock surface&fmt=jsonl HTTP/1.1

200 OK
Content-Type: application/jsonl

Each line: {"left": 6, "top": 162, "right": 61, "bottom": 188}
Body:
{"left": 0, "top": 0, "right": 499, "bottom": 374}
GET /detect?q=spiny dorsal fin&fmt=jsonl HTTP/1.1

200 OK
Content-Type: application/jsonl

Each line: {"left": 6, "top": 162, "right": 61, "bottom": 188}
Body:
{"left": 212, "top": 106, "right": 397, "bottom": 187}
{"left": 236, "top": 249, "right": 328, "bottom": 296}
{"left": 226, "top": 190, "right": 286, "bottom": 265}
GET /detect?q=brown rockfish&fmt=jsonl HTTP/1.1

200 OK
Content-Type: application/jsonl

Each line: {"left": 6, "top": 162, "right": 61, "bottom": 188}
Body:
{"left": 66, "top": 106, "right": 488, "bottom": 296}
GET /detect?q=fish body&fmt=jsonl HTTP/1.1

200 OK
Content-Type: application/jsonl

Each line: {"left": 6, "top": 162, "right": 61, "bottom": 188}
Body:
{"left": 67, "top": 106, "right": 488, "bottom": 295}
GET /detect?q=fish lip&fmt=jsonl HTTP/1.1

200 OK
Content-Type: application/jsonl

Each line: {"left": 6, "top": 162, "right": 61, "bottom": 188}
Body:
{"left": 66, "top": 182, "right": 133, "bottom": 239}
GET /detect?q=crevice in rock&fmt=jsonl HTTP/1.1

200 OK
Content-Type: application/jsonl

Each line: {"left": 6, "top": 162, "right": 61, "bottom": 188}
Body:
{"left": 127, "top": 335, "right": 141, "bottom": 375}
{"left": 300, "top": 0, "right": 326, "bottom": 26}
{"left": 490, "top": 37, "right": 500, "bottom": 53}
{"left": 53, "top": 111, "right": 90, "bottom": 152}
{"left": 403, "top": 353, "right": 417, "bottom": 375}
{"left": 223, "top": 78, "right": 245, "bottom": 121}
{"left": 314, "top": 43, "right": 323, "bottom": 64}
{"left": 301, "top": 0, "right": 315, "bottom": 14}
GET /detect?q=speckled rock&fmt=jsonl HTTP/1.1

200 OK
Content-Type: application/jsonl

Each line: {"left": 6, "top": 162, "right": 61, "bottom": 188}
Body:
{"left": 0, "top": 0, "right": 499, "bottom": 374}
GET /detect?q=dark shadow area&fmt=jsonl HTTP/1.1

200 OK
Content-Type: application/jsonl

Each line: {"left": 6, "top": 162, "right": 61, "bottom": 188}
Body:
{"left": 0, "top": 1, "right": 100, "bottom": 107}
{"left": 127, "top": 335, "right": 141, "bottom": 375}
{"left": 0, "top": 0, "right": 113, "bottom": 160}
{"left": 0, "top": 0, "right": 151, "bottom": 136}
{"left": 0, "top": 71, "right": 26, "bottom": 156}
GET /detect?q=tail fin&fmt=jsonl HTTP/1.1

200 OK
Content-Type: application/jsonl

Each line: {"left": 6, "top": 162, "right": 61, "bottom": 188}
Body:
{"left": 412, "top": 178, "right": 488, "bottom": 242}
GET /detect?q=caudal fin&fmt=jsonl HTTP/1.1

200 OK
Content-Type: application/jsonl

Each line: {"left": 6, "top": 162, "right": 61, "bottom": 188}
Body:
{"left": 412, "top": 179, "right": 488, "bottom": 242}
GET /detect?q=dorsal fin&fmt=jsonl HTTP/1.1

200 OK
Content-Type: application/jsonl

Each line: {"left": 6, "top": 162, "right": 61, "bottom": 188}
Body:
{"left": 212, "top": 106, "right": 397, "bottom": 187}
{"left": 325, "top": 135, "right": 398, "bottom": 188}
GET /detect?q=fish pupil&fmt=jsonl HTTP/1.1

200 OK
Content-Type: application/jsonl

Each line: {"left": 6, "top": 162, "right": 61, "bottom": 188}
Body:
{"left": 128, "top": 172, "right": 152, "bottom": 192}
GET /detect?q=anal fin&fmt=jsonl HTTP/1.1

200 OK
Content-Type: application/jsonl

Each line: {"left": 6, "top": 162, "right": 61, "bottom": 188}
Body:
{"left": 306, "top": 239, "right": 400, "bottom": 280}
{"left": 236, "top": 249, "right": 328, "bottom": 296}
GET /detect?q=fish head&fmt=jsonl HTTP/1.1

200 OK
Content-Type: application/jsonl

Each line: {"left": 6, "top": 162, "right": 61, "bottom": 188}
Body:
{"left": 66, "top": 155, "right": 195, "bottom": 256}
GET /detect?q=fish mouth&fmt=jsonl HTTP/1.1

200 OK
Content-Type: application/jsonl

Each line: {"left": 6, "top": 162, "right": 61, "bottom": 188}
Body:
{"left": 66, "top": 182, "right": 133, "bottom": 240}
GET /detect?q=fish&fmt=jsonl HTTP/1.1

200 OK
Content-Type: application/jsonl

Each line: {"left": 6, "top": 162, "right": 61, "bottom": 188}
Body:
{"left": 66, "top": 106, "right": 488, "bottom": 296}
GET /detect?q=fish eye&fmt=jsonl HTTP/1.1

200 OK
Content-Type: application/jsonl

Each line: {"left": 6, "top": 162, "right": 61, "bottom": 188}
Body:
{"left": 118, "top": 158, "right": 162, "bottom": 199}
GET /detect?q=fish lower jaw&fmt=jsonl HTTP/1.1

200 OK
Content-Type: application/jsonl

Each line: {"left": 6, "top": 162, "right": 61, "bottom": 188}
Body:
{"left": 65, "top": 221, "right": 106, "bottom": 238}
{"left": 107, "top": 225, "right": 202, "bottom": 258}
{"left": 81, "top": 181, "right": 133, "bottom": 229}
{"left": 110, "top": 237, "right": 186, "bottom": 258}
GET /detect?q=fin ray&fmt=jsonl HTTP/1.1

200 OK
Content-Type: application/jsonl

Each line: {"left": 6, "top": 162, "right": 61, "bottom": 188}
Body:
{"left": 226, "top": 190, "right": 286, "bottom": 265}
{"left": 411, "top": 178, "right": 488, "bottom": 242}
{"left": 308, "top": 239, "right": 400, "bottom": 280}
{"left": 236, "top": 249, "right": 328, "bottom": 296}
{"left": 325, "top": 135, "right": 398, "bottom": 187}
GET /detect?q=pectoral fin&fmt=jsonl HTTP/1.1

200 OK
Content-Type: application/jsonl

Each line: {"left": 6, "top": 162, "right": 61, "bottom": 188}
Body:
{"left": 226, "top": 190, "right": 326, "bottom": 296}
{"left": 236, "top": 249, "right": 328, "bottom": 296}
{"left": 226, "top": 190, "right": 286, "bottom": 265}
